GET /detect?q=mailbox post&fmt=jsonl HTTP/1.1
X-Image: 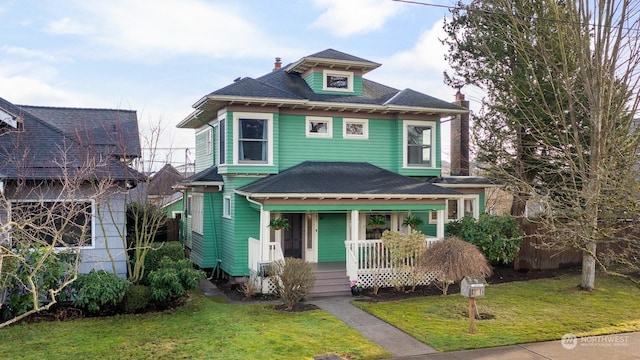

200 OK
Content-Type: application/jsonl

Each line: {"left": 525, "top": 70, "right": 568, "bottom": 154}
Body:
{"left": 461, "top": 275, "right": 487, "bottom": 334}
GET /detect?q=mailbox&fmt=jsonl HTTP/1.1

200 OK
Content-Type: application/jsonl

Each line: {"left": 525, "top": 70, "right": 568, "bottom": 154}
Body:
{"left": 460, "top": 274, "right": 487, "bottom": 298}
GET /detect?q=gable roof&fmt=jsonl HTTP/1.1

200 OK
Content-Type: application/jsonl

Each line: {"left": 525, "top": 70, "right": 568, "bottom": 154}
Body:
{"left": 178, "top": 49, "right": 466, "bottom": 128}
{"left": 236, "top": 161, "right": 459, "bottom": 199}
{"left": 147, "top": 164, "right": 184, "bottom": 196}
{"left": 0, "top": 96, "right": 141, "bottom": 181}
{"left": 19, "top": 105, "right": 141, "bottom": 159}
{"left": 178, "top": 166, "right": 223, "bottom": 187}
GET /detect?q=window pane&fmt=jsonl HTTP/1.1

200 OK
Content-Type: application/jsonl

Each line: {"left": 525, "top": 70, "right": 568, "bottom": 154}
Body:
{"left": 219, "top": 119, "right": 226, "bottom": 164}
{"left": 464, "top": 199, "right": 474, "bottom": 217}
{"left": 346, "top": 123, "right": 363, "bottom": 135}
{"left": 239, "top": 119, "right": 266, "bottom": 140}
{"left": 309, "top": 121, "right": 328, "bottom": 134}
{"left": 239, "top": 140, "right": 267, "bottom": 161}
{"left": 407, "top": 125, "right": 432, "bottom": 166}
{"left": 326, "top": 75, "right": 348, "bottom": 89}
{"left": 448, "top": 200, "right": 458, "bottom": 220}
{"left": 238, "top": 118, "right": 267, "bottom": 162}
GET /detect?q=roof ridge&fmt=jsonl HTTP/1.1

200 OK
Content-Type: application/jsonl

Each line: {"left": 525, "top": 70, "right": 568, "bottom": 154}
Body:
{"left": 19, "top": 104, "right": 137, "bottom": 113}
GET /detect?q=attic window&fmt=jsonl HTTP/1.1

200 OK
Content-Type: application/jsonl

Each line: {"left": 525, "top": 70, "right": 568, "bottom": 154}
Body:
{"left": 323, "top": 70, "right": 353, "bottom": 92}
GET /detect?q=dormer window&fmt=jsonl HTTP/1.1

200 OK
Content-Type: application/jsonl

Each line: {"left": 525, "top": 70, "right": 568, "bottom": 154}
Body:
{"left": 323, "top": 70, "right": 354, "bottom": 92}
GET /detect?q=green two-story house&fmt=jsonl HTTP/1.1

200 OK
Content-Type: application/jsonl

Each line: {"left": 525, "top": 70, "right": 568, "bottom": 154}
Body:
{"left": 176, "top": 49, "right": 491, "bottom": 294}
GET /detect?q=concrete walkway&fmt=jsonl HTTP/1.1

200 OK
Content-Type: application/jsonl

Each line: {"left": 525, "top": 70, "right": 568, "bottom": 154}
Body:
{"left": 311, "top": 296, "right": 438, "bottom": 358}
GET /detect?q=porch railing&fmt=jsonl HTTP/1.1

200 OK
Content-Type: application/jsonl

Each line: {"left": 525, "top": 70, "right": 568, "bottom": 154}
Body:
{"left": 345, "top": 237, "right": 442, "bottom": 288}
{"left": 248, "top": 237, "right": 285, "bottom": 273}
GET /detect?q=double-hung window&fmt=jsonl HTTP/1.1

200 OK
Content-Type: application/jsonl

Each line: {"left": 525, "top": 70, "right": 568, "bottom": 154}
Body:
{"left": 233, "top": 112, "right": 272, "bottom": 165}
{"left": 404, "top": 120, "right": 436, "bottom": 168}
{"left": 191, "top": 193, "right": 204, "bottom": 234}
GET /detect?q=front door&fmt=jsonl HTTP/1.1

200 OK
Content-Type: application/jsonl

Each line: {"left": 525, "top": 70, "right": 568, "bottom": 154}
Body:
{"left": 282, "top": 213, "right": 303, "bottom": 258}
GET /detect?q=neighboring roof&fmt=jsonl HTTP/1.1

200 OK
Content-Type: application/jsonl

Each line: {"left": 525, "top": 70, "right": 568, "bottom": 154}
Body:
{"left": 19, "top": 105, "right": 141, "bottom": 159}
{"left": 427, "top": 176, "right": 500, "bottom": 187}
{"left": 178, "top": 166, "right": 223, "bottom": 187}
{"left": 147, "top": 164, "right": 184, "bottom": 196}
{"left": 0, "top": 96, "right": 142, "bottom": 181}
{"left": 178, "top": 49, "right": 466, "bottom": 128}
{"left": 236, "top": 161, "right": 460, "bottom": 198}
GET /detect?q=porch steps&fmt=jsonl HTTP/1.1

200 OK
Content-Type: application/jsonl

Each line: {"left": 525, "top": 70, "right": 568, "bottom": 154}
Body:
{"left": 310, "top": 268, "right": 351, "bottom": 297}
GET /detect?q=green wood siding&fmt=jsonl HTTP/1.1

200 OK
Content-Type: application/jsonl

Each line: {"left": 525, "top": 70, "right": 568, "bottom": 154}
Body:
{"left": 189, "top": 191, "right": 222, "bottom": 268}
{"left": 278, "top": 115, "right": 397, "bottom": 171}
{"left": 218, "top": 176, "right": 262, "bottom": 277}
{"left": 318, "top": 213, "right": 347, "bottom": 262}
{"left": 195, "top": 128, "right": 214, "bottom": 173}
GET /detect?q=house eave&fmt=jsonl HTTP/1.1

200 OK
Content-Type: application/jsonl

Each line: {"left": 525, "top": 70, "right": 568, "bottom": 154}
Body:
{"left": 175, "top": 181, "right": 224, "bottom": 189}
{"left": 285, "top": 57, "right": 382, "bottom": 74}
{"left": 178, "top": 96, "right": 468, "bottom": 127}
{"left": 235, "top": 190, "right": 463, "bottom": 200}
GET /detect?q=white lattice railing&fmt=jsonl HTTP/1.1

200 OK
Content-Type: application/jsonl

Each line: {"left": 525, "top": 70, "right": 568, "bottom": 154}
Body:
{"left": 345, "top": 237, "right": 442, "bottom": 289}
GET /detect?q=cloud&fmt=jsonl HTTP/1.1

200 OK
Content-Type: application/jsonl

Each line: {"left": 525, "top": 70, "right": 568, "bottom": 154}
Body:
{"left": 61, "top": 0, "right": 285, "bottom": 60}
{"left": 311, "top": 0, "right": 403, "bottom": 37}
{"left": 0, "top": 75, "right": 86, "bottom": 106}
{"left": 46, "top": 17, "right": 91, "bottom": 35}
{"left": 1, "top": 46, "right": 62, "bottom": 63}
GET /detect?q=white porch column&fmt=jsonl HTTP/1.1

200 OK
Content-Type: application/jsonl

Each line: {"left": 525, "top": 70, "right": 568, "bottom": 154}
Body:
{"left": 350, "top": 210, "right": 360, "bottom": 241}
{"left": 261, "top": 210, "right": 271, "bottom": 261}
{"left": 436, "top": 209, "right": 445, "bottom": 239}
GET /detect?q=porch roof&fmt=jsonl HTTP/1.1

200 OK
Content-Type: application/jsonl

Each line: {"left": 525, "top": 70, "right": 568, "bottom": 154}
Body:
{"left": 236, "top": 161, "right": 460, "bottom": 199}
{"left": 176, "top": 166, "right": 223, "bottom": 188}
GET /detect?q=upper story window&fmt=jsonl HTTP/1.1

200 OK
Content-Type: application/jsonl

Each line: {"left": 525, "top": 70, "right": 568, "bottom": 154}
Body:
{"left": 403, "top": 120, "right": 436, "bottom": 168}
{"left": 323, "top": 69, "right": 354, "bottom": 93}
{"left": 218, "top": 118, "right": 226, "bottom": 165}
{"left": 343, "top": 118, "right": 368, "bottom": 139}
{"left": 306, "top": 116, "right": 332, "bottom": 138}
{"left": 10, "top": 200, "right": 95, "bottom": 248}
{"left": 233, "top": 112, "right": 273, "bottom": 165}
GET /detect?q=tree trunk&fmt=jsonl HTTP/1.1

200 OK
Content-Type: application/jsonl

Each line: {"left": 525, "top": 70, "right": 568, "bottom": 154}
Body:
{"left": 581, "top": 241, "right": 597, "bottom": 291}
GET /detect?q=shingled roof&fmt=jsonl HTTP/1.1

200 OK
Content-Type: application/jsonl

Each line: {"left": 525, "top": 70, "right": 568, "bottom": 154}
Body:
{"left": 178, "top": 49, "right": 466, "bottom": 128}
{"left": 236, "top": 161, "right": 459, "bottom": 198}
{"left": 0, "top": 96, "right": 141, "bottom": 181}
{"left": 20, "top": 105, "right": 141, "bottom": 160}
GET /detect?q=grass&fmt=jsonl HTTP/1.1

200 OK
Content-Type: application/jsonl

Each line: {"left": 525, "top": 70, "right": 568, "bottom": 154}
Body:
{"left": 354, "top": 273, "right": 640, "bottom": 351}
{"left": 0, "top": 292, "right": 390, "bottom": 360}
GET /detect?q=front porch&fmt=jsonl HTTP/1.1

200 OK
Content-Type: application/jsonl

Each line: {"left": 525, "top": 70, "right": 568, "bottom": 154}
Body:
{"left": 248, "top": 235, "right": 442, "bottom": 293}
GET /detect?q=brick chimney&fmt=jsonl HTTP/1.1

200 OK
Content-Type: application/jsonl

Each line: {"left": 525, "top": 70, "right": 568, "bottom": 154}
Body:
{"left": 450, "top": 88, "right": 470, "bottom": 176}
{"left": 273, "top": 57, "right": 282, "bottom": 71}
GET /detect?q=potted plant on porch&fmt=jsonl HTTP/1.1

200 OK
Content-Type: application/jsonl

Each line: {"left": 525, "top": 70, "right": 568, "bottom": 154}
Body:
{"left": 269, "top": 217, "right": 290, "bottom": 231}
{"left": 367, "top": 215, "right": 387, "bottom": 229}
{"left": 402, "top": 214, "right": 424, "bottom": 229}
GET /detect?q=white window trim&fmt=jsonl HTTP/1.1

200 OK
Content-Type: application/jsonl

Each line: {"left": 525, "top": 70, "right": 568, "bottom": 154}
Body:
{"left": 223, "top": 196, "right": 232, "bottom": 219}
{"left": 9, "top": 199, "right": 96, "bottom": 250}
{"left": 192, "top": 193, "right": 204, "bottom": 235}
{"left": 217, "top": 115, "right": 226, "bottom": 165}
{"left": 322, "top": 69, "right": 354, "bottom": 93}
{"left": 343, "top": 118, "right": 368, "bottom": 139}
{"left": 436, "top": 195, "right": 480, "bottom": 223}
{"left": 403, "top": 120, "right": 437, "bottom": 169}
{"left": 232, "top": 112, "right": 273, "bottom": 165}
{"left": 306, "top": 116, "right": 333, "bottom": 138}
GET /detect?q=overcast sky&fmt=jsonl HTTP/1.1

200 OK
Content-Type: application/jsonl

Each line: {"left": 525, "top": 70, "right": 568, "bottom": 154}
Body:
{"left": 0, "top": 0, "right": 482, "bottom": 169}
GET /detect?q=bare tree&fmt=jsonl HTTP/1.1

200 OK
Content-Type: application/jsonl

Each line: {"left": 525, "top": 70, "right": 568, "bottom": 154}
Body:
{"left": 0, "top": 149, "right": 116, "bottom": 328}
{"left": 444, "top": 0, "right": 640, "bottom": 289}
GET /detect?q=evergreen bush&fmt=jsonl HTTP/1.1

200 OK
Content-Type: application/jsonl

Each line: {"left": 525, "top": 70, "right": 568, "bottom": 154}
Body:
{"left": 72, "top": 270, "right": 130, "bottom": 314}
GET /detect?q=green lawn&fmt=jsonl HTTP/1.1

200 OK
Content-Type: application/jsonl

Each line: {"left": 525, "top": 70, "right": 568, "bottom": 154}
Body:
{"left": 354, "top": 273, "right": 640, "bottom": 351}
{"left": 0, "top": 293, "right": 390, "bottom": 360}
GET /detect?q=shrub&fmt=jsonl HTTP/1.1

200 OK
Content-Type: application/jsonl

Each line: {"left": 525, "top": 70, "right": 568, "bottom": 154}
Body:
{"left": 270, "top": 258, "right": 315, "bottom": 310}
{"left": 241, "top": 274, "right": 261, "bottom": 298}
{"left": 72, "top": 270, "right": 130, "bottom": 314}
{"left": 122, "top": 285, "right": 151, "bottom": 314}
{"left": 147, "top": 258, "right": 204, "bottom": 302}
{"left": 447, "top": 213, "right": 523, "bottom": 265}
{"left": 2, "top": 246, "right": 76, "bottom": 318}
{"left": 143, "top": 242, "right": 185, "bottom": 275}
{"left": 419, "top": 236, "right": 492, "bottom": 295}
{"left": 381, "top": 230, "right": 429, "bottom": 292}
